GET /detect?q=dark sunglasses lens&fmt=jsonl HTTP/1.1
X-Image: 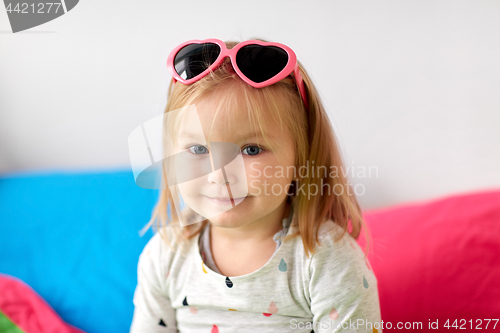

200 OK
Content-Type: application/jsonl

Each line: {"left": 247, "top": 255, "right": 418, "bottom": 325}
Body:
{"left": 174, "top": 43, "right": 221, "bottom": 80}
{"left": 236, "top": 45, "right": 289, "bottom": 83}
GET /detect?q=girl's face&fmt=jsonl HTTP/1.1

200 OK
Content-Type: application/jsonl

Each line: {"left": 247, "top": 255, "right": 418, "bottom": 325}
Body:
{"left": 173, "top": 92, "right": 296, "bottom": 229}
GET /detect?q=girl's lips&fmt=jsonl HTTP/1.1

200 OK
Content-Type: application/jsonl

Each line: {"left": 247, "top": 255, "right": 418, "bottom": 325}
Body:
{"left": 204, "top": 196, "right": 248, "bottom": 205}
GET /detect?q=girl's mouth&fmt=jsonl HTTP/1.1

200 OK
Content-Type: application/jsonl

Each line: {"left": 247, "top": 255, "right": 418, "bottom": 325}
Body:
{"left": 204, "top": 196, "right": 247, "bottom": 206}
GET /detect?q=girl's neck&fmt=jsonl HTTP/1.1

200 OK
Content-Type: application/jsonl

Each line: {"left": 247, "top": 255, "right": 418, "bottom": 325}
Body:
{"left": 210, "top": 199, "right": 290, "bottom": 246}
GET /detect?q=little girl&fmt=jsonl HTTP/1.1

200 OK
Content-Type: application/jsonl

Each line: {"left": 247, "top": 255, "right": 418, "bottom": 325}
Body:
{"left": 130, "top": 38, "right": 382, "bottom": 333}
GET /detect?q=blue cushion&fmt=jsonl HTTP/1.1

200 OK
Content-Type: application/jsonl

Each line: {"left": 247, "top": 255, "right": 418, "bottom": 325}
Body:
{"left": 0, "top": 169, "right": 159, "bottom": 333}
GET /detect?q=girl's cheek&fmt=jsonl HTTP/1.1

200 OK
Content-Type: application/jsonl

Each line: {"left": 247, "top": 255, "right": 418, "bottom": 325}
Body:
{"left": 245, "top": 167, "right": 264, "bottom": 184}
{"left": 244, "top": 160, "right": 262, "bottom": 179}
{"left": 243, "top": 161, "right": 263, "bottom": 194}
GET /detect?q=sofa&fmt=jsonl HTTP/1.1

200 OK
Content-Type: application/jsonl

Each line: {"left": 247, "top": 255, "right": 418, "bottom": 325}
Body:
{"left": 0, "top": 170, "right": 499, "bottom": 332}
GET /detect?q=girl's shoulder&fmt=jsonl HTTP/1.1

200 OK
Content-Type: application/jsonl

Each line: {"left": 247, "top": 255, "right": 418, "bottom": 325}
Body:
{"left": 305, "top": 219, "right": 376, "bottom": 288}
{"left": 306, "top": 221, "right": 381, "bottom": 323}
{"left": 286, "top": 219, "right": 365, "bottom": 268}
{"left": 136, "top": 226, "right": 193, "bottom": 293}
{"left": 316, "top": 219, "right": 358, "bottom": 249}
{"left": 138, "top": 226, "right": 188, "bottom": 269}
{"left": 289, "top": 219, "right": 357, "bottom": 247}
{"left": 290, "top": 219, "right": 364, "bottom": 262}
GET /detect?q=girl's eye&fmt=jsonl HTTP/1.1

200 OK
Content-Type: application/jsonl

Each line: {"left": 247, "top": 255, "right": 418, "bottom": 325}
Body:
{"left": 188, "top": 145, "right": 208, "bottom": 155}
{"left": 242, "top": 145, "right": 263, "bottom": 156}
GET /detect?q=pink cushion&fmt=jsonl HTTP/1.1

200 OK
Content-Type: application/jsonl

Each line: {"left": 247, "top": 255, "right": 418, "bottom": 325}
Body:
{"left": 0, "top": 274, "right": 86, "bottom": 333}
{"left": 358, "top": 189, "right": 500, "bottom": 332}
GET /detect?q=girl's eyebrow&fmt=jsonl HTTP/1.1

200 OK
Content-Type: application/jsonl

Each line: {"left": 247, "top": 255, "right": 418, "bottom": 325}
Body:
{"left": 238, "top": 131, "right": 275, "bottom": 141}
{"left": 240, "top": 134, "right": 263, "bottom": 141}
{"left": 177, "top": 129, "right": 205, "bottom": 139}
{"left": 177, "top": 129, "right": 275, "bottom": 142}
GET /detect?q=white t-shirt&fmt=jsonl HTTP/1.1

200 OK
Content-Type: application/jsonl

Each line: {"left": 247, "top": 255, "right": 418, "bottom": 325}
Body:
{"left": 130, "top": 218, "right": 382, "bottom": 333}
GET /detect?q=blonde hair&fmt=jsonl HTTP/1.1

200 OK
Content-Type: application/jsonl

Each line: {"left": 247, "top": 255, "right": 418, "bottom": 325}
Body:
{"left": 142, "top": 39, "right": 372, "bottom": 258}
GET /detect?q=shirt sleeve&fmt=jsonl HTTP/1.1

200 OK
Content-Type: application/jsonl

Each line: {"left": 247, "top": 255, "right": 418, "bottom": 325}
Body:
{"left": 309, "top": 224, "right": 383, "bottom": 333}
{"left": 130, "top": 232, "right": 178, "bottom": 333}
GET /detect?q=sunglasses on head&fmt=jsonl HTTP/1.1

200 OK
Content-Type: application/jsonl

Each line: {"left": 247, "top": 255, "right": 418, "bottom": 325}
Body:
{"left": 167, "top": 38, "right": 309, "bottom": 109}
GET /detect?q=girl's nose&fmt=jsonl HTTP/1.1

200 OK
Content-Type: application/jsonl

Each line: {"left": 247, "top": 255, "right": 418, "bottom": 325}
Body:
{"left": 207, "top": 166, "right": 237, "bottom": 185}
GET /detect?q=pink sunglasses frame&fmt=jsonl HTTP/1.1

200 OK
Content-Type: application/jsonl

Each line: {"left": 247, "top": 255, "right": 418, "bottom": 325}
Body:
{"left": 166, "top": 38, "right": 309, "bottom": 109}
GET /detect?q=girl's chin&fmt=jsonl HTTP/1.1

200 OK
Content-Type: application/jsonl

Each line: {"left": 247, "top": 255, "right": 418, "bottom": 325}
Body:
{"left": 204, "top": 200, "right": 251, "bottom": 225}
{"left": 207, "top": 214, "right": 248, "bottom": 228}
{"left": 180, "top": 196, "right": 250, "bottom": 223}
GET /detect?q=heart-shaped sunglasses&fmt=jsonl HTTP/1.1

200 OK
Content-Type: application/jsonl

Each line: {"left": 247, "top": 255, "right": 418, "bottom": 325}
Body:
{"left": 167, "top": 38, "right": 309, "bottom": 109}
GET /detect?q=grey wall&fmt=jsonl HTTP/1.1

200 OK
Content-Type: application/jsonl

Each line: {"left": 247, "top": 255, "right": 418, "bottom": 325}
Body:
{"left": 1, "top": 0, "right": 499, "bottom": 210}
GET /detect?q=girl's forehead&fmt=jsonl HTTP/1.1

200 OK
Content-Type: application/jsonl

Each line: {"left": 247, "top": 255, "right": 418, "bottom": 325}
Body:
{"left": 177, "top": 84, "right": 293, "bottom": 143}
{"left": 193, "top": 97, "right": 274, "bottom": 131}
{"left": 175, "top": 102, "right": 284, "bottom": 145}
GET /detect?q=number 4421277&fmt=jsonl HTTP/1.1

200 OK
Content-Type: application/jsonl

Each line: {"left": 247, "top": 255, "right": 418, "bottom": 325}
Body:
{"left": 444, "top": 319, "right": 498, "bottom": 330}
{"left": 5, "top": 3, "right": 62, "bottom": 14}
